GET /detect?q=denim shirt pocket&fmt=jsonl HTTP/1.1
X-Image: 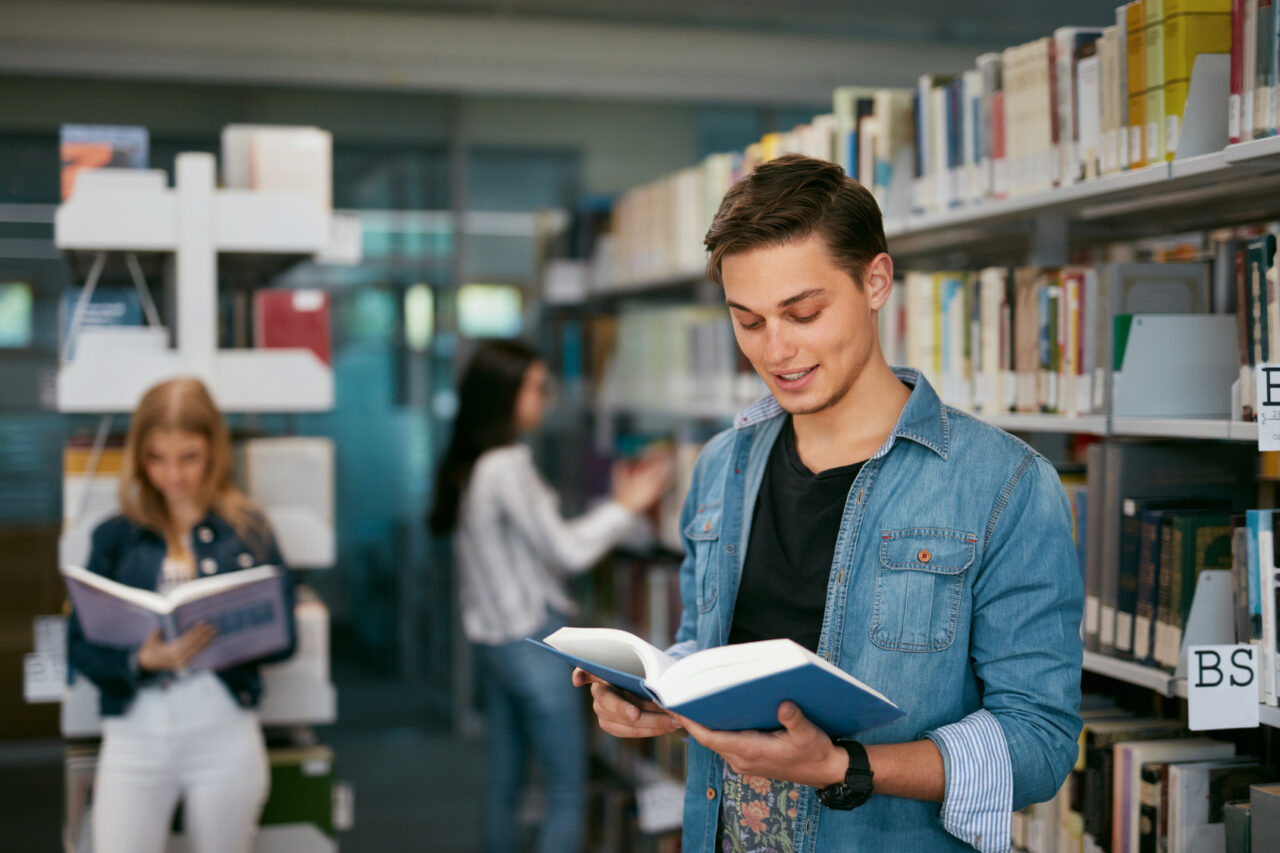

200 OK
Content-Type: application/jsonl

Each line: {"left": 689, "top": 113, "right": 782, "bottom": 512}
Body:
{"left": 871, "top": 528, "right": 977, "bottom": 652}
{"left": 683, "top": 503, "right": 723, "bottom": 613}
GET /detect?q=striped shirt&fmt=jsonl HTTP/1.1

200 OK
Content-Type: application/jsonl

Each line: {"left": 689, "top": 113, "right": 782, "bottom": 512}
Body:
{"left": 454, "top": 444, "right": 639, "bottom": 645}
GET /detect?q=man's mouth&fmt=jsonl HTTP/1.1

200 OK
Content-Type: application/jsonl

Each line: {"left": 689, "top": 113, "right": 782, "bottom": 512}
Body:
{"left": 775, "top": 366, "right": 816, "bottom": 383}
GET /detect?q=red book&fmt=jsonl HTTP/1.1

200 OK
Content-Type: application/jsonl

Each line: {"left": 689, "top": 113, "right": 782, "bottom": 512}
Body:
{"left": 991, "top": 91, "right": 1007, "bottom": 199}
{"left": 253, "top": 289, "right": 331, "bottom": 366}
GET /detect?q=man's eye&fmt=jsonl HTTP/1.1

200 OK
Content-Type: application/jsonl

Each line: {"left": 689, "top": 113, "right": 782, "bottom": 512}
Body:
{"left": 738, "top": 319, "right": 763, "bottom": 331}
{"left": 793, "top": 312, "right": 820, "bottom": 323}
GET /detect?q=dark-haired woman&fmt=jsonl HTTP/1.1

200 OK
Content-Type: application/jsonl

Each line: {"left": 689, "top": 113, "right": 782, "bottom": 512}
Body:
{"left": 430, "top": 340, "right": 669, "bottom": 853}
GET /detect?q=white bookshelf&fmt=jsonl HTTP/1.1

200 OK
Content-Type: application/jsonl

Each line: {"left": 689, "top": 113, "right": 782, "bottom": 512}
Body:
{"left": 54, "top": 152, "right": 349, "bottom": 413}
{"left": 1082, "top": 651, "right": 1176, "bottom": 697}
{"left": 983, "top": 413, "right": 1109, "bottom": 436}
{"left": 1108, "top": 417, "right": 1238, "bottom": 441}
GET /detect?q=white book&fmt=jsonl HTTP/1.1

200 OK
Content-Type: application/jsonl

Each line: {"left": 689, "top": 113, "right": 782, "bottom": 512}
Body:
{"left": 533, "top": 627, "right": 903, "bottom": 735}
{"left": 1114, "top": 738, "right": 1235, "bottom": 853}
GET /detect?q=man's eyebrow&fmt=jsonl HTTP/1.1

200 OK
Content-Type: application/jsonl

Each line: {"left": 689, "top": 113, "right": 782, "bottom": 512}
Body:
{"left": 725, "top": 288, "right": 826, "bottom": 313}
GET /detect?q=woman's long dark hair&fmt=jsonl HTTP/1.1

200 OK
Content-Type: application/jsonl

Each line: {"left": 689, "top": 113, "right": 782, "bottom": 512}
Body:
{"left": 429, "top": 339, "right": 540, "bottom": 535}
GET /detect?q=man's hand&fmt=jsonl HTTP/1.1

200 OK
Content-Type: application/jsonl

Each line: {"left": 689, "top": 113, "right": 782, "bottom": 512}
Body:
{"left": 137, "top": 624, "right": 216, "bottom": 672}
{"left": 675, "top": 701, "right": 849, "bottom": 789}
{"left": 572, "top": 668, "right": 683, "bottom": 738}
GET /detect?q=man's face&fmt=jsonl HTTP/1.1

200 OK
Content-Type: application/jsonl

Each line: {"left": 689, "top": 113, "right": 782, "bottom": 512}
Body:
{"left": 722, "top": 234, "right": 880, "bottom": 416}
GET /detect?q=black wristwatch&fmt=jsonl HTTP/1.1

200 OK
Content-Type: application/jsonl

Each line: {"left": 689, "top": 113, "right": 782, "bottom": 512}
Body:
{"left": 816, "top": 738, "right": 874, "bottom": 810}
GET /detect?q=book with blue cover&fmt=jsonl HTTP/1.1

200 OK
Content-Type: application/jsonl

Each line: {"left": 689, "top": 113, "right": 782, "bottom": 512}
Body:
{"left": 530, "top": 627, "right": 903, "bottom": 737}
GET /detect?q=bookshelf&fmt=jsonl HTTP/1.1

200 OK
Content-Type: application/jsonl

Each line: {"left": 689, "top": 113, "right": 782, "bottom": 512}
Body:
{"left": 540, "top": 14, "right": 1280, "bottom": 853}
{"left": 55, "top": 152, "right": 349, "bottom": 413}
{"left": 46, "top": 142, "right": 350, "bottom": 853}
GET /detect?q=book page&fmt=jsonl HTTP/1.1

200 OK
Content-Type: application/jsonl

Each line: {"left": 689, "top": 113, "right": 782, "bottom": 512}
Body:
{"left": 62, "top": 564, "right": 168, "bottom": 613}
{"left": 542, "top": 627, "right": 676, "bottom": 684}
{"left": 62, "top": 568, "right": 162, "bottom": 648}
{"left": 656, "top": 639, "right": 892, "bottom": 708}
{"left": 172, "top": 570, "right": 290, "bottom": 671}
{"left": 165, "top": 564, "right": 281, "bottom": 608}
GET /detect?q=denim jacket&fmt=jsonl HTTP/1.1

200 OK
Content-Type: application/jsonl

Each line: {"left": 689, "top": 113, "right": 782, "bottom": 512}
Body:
{"left": 671, "top": 369, "right": 1082, "bottom": 853}
{"left": 66, "top": 511, "right": 297, "bottom": 717}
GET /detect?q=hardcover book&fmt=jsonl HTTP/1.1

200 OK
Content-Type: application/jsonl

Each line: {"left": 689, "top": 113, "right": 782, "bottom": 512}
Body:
{"left": 531, "top": 627, "right": 903, "bottom": 737}
{"left": 63, "top": 564, "right": 289, "bottom": 672}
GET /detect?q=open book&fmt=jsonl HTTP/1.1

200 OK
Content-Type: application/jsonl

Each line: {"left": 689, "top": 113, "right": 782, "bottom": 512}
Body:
{"left": 530, "top": 627, "right": 903, "bottom": 736}
{"left": 63, "top": 564, "right": 290, "bottom": 672}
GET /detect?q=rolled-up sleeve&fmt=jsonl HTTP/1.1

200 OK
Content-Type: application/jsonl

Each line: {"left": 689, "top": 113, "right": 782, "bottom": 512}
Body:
{"left": 926, "top": 453, "right": 1082, "bottom": 851}
{"left": 925, "top": 709, "right": 1012, "bottom": 853}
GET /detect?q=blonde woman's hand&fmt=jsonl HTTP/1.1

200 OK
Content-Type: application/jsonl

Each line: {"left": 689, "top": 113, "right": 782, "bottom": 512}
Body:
{"left": 136, "top": 624, "right": 216, "bottom": 672}
{"left": 611, "top": 453, "right": 674, "bottom": 513}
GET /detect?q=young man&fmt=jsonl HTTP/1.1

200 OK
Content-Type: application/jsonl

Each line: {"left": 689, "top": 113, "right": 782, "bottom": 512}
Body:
{"left": 574, "top": 154, "right": 1083, "bottom": 852}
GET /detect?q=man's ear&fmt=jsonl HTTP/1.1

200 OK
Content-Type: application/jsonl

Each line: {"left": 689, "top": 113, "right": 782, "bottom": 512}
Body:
{"left": 864, "top": 253, "right": 895, "bottom": 311}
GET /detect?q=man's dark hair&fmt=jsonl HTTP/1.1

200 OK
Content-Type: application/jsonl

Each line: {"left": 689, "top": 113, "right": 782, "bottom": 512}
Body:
{"left": 704, "top": 154, "right": 886, "bottom": 288}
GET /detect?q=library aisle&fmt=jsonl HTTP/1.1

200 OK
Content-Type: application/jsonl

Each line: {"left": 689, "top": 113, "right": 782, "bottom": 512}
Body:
{"left": 5, "top": 1, "right": 1280, "bottom": 852}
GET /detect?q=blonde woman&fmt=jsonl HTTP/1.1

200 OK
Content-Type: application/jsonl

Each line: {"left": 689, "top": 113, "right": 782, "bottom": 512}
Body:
{"left": 67, "top": 377, "right": 296, "bottom": 853}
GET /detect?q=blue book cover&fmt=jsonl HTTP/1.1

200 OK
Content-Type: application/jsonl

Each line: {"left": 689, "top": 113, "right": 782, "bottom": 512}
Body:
{"left": 529, "top": 629, "right": 903, "bottom": 737}
{"left": 1248, "top": 510, "right": 1265, "bottom": 641}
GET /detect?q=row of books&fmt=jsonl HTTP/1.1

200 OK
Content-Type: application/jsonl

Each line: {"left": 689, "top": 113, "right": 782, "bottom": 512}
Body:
{"left": 1017, "top": 703, "right": 1280, "bottom": 853}
{"left": 600, "top": 305, "right": 766, "bottom": 415}
{"left": 885, "top": 261, "right": 1212, "bottom": 418}
{"left": 600, "top": 1, "right": 1280, "bottom": 291}
{"left": 913, "top": 0, "right": 1239, "bottom": 212}
{"left": 60, "top": 123, "right": 333, "bottom": 210}
{"left": 1077, "top": 441, "right": 1273, "bottom": 680}
{"left": 62, "top": 284, "right": 332, "bottom": 366}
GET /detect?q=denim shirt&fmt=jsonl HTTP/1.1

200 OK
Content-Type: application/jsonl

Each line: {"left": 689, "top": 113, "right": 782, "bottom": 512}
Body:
{"left": 671, "top": 369, "right": 1083, "bottom": 853}
{"left": 66, "top": 511, "right": 297, "bottom": 717}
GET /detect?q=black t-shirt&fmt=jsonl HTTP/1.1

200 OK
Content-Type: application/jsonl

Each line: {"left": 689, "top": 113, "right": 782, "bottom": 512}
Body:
{"left": 728, "top": 417, "right": 864, "bottom": 653}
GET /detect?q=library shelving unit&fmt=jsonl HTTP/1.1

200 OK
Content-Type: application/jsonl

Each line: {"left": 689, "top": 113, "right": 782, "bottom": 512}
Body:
{"left": 554, "top": 107, "right": 1280, "bottom": 849}
{"left": 56, "top": 153, "right": 336, "bottom": 413}
{"left": 52, "top": 150, "right": 352, "bottom": 853}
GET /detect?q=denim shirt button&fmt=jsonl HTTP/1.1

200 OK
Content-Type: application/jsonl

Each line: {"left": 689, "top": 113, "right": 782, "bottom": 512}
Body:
{"left": 199, "top": 558, "right": 218, "bottom": 575}
{"left": 197, "top": 526, "right": 214, "bottom": 544}
{"left": 724, "top": 544, "right": 735, "bottom": 554}
{"left": 706, "top": 787, "right": 716, "bottom": 800}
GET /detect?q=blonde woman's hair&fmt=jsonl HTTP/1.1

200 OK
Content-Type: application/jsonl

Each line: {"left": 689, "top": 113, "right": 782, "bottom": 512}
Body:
{"left": 119, "top": 377, "right": 270, "bottom": 555}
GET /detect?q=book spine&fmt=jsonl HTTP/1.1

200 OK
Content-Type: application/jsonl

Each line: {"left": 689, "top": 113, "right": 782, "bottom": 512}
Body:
{"left": 1134, "top": 512, "right": 1162, "bottom": 664}
{"left": 1138, "top": 763, "right": 1161, "bottom": 853}
{"left": 1117, "top": 504, "right": 1145, "bottom": 657}
{"left": 1232, "top": 0, "right": 1247, "bottom": 143}
{"left": 1145, "top": 0, "right": 1168, "bottom": 163}
{"left": 1129, "top": 0, "right": 1149, "bottom": 167}
{"left": 1155, "top": 517, "right": 1179, "bottom": 670}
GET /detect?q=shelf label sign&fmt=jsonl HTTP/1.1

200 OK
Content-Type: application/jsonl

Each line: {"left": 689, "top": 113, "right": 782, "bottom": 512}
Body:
{"left": 1256, "top": 364, "right": 1280, "bottom": 450}
{"left": 1187, "top": 644, "right": 1259, "bottom": 730}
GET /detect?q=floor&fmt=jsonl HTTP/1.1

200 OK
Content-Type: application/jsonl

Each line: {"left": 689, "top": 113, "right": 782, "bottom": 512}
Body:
{"left": 0, "top": 713, "right": 490, "bottom": 852}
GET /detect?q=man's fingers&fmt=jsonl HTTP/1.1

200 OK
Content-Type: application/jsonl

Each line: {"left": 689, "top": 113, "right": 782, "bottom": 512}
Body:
{"left": 571, "top": 668, "right": 605, "bottom": 688}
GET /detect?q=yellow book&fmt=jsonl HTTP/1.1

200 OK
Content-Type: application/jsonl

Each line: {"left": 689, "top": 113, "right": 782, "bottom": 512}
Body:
{"left": 759, "top": 132, "right": 783, "bottom": 163}
{"left": 1127, "top": 0, "right": 1147, "bottom": 168}
{"left": 1162, "top": 0, "right": 1232, "bottom": 160}
{"left": 1143, "top": 0, "right": 1166, "bottom": 164}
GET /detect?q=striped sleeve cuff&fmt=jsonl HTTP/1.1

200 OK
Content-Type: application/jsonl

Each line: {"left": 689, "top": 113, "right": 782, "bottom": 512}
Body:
{"left": 924, "top": 709, "right": 1012, "bottom": 853}
{"left": 664, "top": 639, "right": 698, "bottom": 660}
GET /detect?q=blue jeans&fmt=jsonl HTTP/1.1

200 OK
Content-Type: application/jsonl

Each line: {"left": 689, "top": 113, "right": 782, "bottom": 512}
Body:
{"left": 474, "top": 614, "right": 586, "bottom": 853}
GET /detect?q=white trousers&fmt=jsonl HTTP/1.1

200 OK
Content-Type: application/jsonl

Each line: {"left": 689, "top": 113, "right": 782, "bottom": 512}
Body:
{"left": 92, "top": 672, "right": 270, "bottom": 853}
